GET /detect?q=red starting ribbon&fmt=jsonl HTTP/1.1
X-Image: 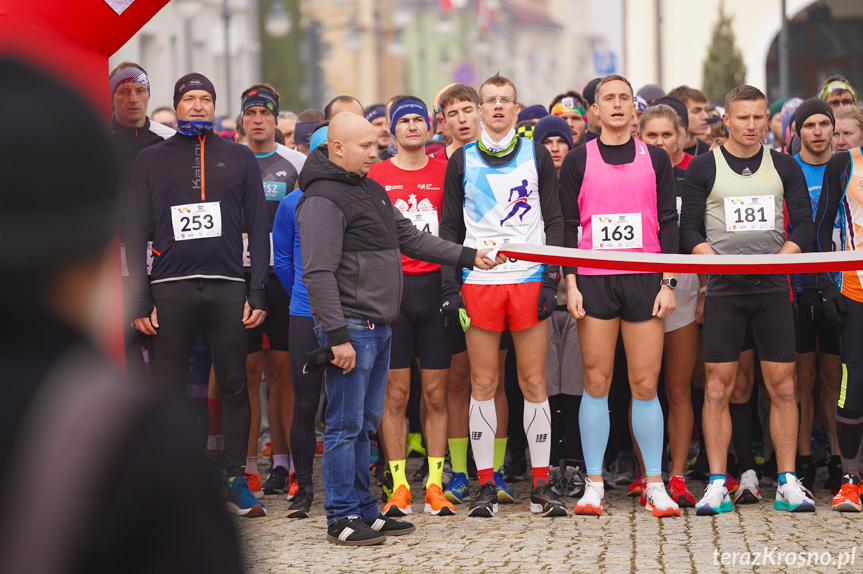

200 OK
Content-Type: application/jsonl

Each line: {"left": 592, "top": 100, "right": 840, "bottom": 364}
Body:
{"left": 498, "top": 244, "right": 863, "bottom": 274}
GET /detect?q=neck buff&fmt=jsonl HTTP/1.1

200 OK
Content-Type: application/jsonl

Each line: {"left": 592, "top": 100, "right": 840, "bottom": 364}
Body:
{"left": 390, "top": 99, "right": 430, "bottom": 135}
{"left": 241, "top": 87, "right": 279, "bottom": 118}
{"left": 177, "top": 120, "right": 214, "bottom": 136}
{"left": 478, "top": 128, "right": 517, "bottom": 157}
{"left": 110, "top": 66, "right": 149, "bottom": 95}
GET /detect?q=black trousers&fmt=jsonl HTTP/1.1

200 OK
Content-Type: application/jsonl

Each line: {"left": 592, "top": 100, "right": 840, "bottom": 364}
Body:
{"left": 151, "top": 278, "right": 250, "bottom": 477}
{"left": 288, "top": 314, "right": 324, "bottom": 491}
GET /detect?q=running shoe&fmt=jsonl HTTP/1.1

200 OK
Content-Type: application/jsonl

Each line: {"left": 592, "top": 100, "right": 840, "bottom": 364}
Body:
{"left": 774, "top": 475, "right": 816, "bottom": 512}
{"left": 443, "top": 471, "right": 470, "bottom": 504}
{"left": 644, "top": 482, "right": 681, "bottom": 517}
{"left": 612, "top": 451, "right": 636, "bottom": 485}
{"left": 573, "top": 478, "right": 604, "bottom": 516}
{"left": 695, "top": 479, "right": 732, "bottom": 516}
{"left": 826, "top": 456, "right": 842, "bottom": 495}
{"left": 261, "top": 465, "right": 289, "bottom": 495}
{"left": 733, "top": 469, "right": 762, "bottom": 504}
{"left": 831, "top": 475, "right": 863, "bottom": 512}
{"left": 424, "top": 483, "right": 456, "bottom": 516}
{"left": 669, "top": 476, "right": 696, "bottom": 508}
{"left": 505, "top": 452, "right": 527, "bottom": 482}
{"left": 549, "top": 462, "right": 565, "bottom": 496}
{"left": 245, "top": 471, "right": 264, "bottom": 499}
{"left": 261, "top": 442, "right": 272, "bottom": 457}
{"left": 811, "top": 430, "right": 829, "bottom": 466}
{"left": 627, "top": 469, "right": 644, "bottom": 497}
{"left": 530, "top": 479, "right": 568, "bottom": 517}
{"left": 380, "top": 469, "right": 394, "bottom": 503}
{"left": 315, "top": 440, "right": 324, "bottom": 456}
{"left": 225, "top": 476, "right": 267, "bottom": 517}
{"left": 494, "top": 469, "right": 515, "bottom": 503}
{"left": 327, "top": 516, "right": 385, "bottom": 546}
{"left": 798, "top": 460, "right": 816, "bottom": 493}
{"left": 412, "top": 458, "right": 429, "bottom": 483}
{"left": 467, "top": 480, "right": 498, "bottom": 518}
{"left": 383, "top": 484, "right": 412, "bottom": 517}
{"left": 365, "top": 513, "right": 415, "bottom": 536}
{"left": 406, "top": 432, "right": 427, "bottom": 458}
{"left": 753, "top": 441, "right": 765, "bottom": 466}
{"left": 286, "top": 472, "right": 299, "bottom": 500}
{"left": 287, "top": 488, "right": 313, "bottom": 519}
{"left": 564, "top": 463, "right": 586, "bottom": 498}
{"left": 725, "top": 473, "right": 740, "bottom": 494}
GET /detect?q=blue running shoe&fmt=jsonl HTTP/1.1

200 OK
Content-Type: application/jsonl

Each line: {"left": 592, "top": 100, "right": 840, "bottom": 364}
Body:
{"left": 494, "top": 469, "right": 515, "bottom": 503}
{"left": 226, "top": 476, "right": 267, "bottom": 517}
{"left": 444, "top": 471, "right": 470, "bottom": 504}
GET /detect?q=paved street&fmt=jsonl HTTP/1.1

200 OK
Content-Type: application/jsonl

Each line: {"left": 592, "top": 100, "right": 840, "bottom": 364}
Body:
{"left": 236, "top": 457, "right": 861, "bottom": 573}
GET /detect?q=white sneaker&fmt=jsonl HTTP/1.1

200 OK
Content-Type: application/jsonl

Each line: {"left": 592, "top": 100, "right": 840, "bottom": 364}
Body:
{"left": 644, "top": 482, "right": 680, "bottom": 517}
{"left": 775, "top": 475, "right": 815, "bottom": 512}
{"left": 734, "top": 469, "right": 762, "bottom": 504}
{"left": 573, "top": 478, "right": 604, "bottom": 516}
{"left": 695, "top": 479, "right": 732, "bottom": 516}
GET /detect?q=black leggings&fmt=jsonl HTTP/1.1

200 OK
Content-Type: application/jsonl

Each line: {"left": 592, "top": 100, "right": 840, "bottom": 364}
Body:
{"left": 289, "top": 315, "right": 324, "bottom": 491}
{"left": 151, "top": 279, "right": 251, "bottom": 477}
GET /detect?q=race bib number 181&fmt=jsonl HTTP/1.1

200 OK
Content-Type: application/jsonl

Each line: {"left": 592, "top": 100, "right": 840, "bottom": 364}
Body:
{"left": 724, "top": 196, "right": 775, "bottom": 232}
{"left": 171, "top": 202, "right": 222, "bottom": 241}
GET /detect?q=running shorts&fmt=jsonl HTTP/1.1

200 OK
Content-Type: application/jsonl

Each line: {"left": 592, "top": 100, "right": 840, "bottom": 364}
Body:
{"left": 577, "top": 273, "right": 661, "bottom": 322}
{"left": 703, "top": 291, "right": 795, "bottom": 363}
{"left": 462, "top": 282, "right": 542, "bottom": 332}
{"left": 796, "top": 292, "right": 841, "bottom": 355}
{"left": 247, "top": 272, "right": 290, "bottom": 354}
{"left": 390, "top": 271, "right": 452, "bottom": 370}
{"left": 663, "top": 273, "right": 700, "bottom": 333}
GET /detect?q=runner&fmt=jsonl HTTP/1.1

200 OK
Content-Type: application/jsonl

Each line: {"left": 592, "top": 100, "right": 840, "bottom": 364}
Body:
{"left": 668, "top": 85, "right": 711, "bottom": 157}
{"left": 679, "top": 85, "right": 815, "bottom": 515}
{"left": 559, "top": 74, "right": 681, "bottom": 518}
{"left": 127, "top": 73, "right": 271, "bottom": 517}
{"left": 832, "top": 105, "right": 863, "bottom": 154}
{"left": 548, "top": 91, "right": 588, "bottom": 148}
{"left": 637, "top": 103, "right": 699, "bottom": 507}
{"left": 818, "top": 75, "right": 857, "bottom": 109}
{"left": 439, "top": 73, "right": 567, "bottom": 518}
{"left": 582, "top": 78, "right": 603, "bottom": 143}
{"left": 364, "top": 104, "right": 390, "bottom": 157}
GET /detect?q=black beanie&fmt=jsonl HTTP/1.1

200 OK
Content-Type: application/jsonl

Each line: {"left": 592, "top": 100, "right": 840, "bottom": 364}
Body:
{"left": 173, "top": 72, "right": 217, "bottom": 110}
{"left": 0, "top": 58, "right": 118, "bottom": 270}
{"left": 583, "top": 78, "right": 603, "bottom": 106}
{"left": 651, "top": 96, "right": 690, "bottom": 131}
{"left": 794, "top": 98, "right": 835, "bottom": 136}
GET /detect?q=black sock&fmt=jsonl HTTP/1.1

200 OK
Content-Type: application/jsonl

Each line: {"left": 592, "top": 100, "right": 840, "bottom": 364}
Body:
{"left": 549, "top": 394, "right": 563, "bottom": 467}
{"left": 836, "top": 408, "right": 863, "bottom": 478}
{"left": 730, "top": 402, "right": 756, "bottom": 473}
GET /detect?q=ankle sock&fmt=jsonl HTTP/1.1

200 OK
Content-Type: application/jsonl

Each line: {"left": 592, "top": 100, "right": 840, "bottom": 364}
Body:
{"left": 448, "top": 437, "right": 469, "bottom": 475}
{"left": 272, "top": 454, "right": 289, "bottom": 470}
{"left": 427, "top": 456, "right": 445, "bottom": 489}
{"left": 390, "top": 459, "right": 408, "bottom": 490}
{"left": 494, "top": 437, "right": 508, "bottom": 471}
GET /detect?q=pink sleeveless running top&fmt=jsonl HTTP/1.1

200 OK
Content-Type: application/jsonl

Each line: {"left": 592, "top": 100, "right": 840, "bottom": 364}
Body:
{"left": 577, "top": 138, "right": 660, "bottom": 275}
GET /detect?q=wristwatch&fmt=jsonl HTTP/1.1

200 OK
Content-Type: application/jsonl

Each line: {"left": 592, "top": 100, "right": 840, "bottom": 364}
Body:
{"left": 660, "top": 277, "right": 678, "bottom": 289}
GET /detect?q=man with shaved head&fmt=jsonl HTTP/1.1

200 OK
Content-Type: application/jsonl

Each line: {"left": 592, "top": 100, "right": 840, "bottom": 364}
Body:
{"left": 296, "top": 112, "right": 503, "bottom": 546}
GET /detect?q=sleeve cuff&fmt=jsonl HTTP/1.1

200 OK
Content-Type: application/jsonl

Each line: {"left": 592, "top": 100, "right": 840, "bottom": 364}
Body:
{"left": 247, "top": 289, "right": 269, "bottom": 313}
{"left": 327, "top": 326, "right": 351, "bottom": 346}
{"left": 457, "top": 247, "right": 477, "bottom": 269}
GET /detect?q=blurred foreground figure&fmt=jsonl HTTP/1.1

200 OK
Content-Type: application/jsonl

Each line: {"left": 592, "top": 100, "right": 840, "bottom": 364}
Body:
{"left": 0, "top": 58, "right": 242, "bottom": 574}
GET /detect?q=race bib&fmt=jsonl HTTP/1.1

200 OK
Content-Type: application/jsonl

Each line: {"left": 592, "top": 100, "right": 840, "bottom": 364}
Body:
{"left": 832, "top": 227, "right": 843, "bottom": 252}
{"left": 591, "top": 213, "right": 643, "bottom": 250}
{"left": 171, "top": 202, "right": 222, "bottom": 241}
{"left": 724, "top": 196, "right": 775, "bottom": 232}
{"left": 478, "top": 236, "right": 530, "bottom": 272}
{"left": 243, "top": 232, "right": 274, "bottom": 267}
{"left": 406, "top": 210, "right": 439, "bottom": 236}
{"left": 120, "top": 242, "right": 153, "bottom": 276}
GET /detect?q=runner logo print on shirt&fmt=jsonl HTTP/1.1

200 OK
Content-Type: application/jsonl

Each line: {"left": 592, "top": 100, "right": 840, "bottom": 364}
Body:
{"left": 171, "top": 202, "right": 222, "bottom": 241}
{"left": 724, "top": 195, "right": 775, "bottom": 232}
{"left": 395, "top": 193, "right": 439, "bottom": 236}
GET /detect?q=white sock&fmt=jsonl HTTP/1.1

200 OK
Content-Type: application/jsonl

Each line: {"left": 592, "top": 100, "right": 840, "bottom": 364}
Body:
{"left": 272, "top": 454, "right": 289, "bottom": 470}
{"left": 206, "top": 434, "right": 223, "bottom": 451}
{"left": 289, "top": 455, "right": 295, "bottom": 473}
{"left": 245, "top": 456, "right": 258, "bottom": 474}
{"left": 524, "top": 399, "right": 552, "bottom": 470}
{"left": 469, "top": 396, "right": 497, "bottom": 473}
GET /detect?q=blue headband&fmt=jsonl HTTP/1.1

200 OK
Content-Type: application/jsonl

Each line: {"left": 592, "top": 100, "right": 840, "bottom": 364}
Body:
{"left": 365, "top": 105, "right": 386, "bottom": 123}
{"left": 389, "top": 99, "right": 430, "bottom": 135}
{"left": 309, "top": 126, "right": 328, "bottom": 151}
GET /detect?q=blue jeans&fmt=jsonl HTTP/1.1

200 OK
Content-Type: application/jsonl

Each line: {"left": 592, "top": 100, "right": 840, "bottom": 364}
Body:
{"left": 314, "top": 317, "right": 391, "bottom": 525}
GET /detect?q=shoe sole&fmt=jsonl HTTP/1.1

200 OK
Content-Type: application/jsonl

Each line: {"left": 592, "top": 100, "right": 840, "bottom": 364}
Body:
{"left": 424, "top": 503, "right": 456, "bottom": 516}
{"left": 832, "top": 501, "right": 863, "bottom": 512}
{"left": 263, "top": 487, "right": 285, "bottom": 495}
{"left": 530, "top": 502, "right": 568, "bottom": 517}
{"left": 444, "top": 490, "right": 467, "bottom": 504}
{"left": 467, "top": 502, "right": 498, "bottom": 517}
{"left": 646, "top": 503, "right": 680, "bottom": 517}
{"left": 695, "top": 501, "right": 732, "bottom": 516}
{"left": 326, "top": 534, "right": 386, "bottom": 546}
{"left": 734, "top": 489, "right": 761, "bottom": 504}
{"left": 286, "top": 508, "right": 310, "bottom": 519}
{"left": 672, "top": 494, "right": 695, "bottom": 508}
{"left": 383, "top": 504, "right": 412, "bottom": 517}
{"left": 380, "top": 525, "right": 416, "bottom": 536}
{"left": 573, "top": 504, "right": 602, "bottom": 516}
{"left": 496, "top": 490, "right": 515, "bottom": 504}
{"left": 774, "top": 500, "right": 816, "bottom": 512}
{"left": 226, "top": 502, "right": 267, "bottom": 517}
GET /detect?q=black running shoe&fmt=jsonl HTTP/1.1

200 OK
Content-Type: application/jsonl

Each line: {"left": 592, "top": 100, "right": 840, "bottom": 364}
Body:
{"left": 262, "top": 465, "right": 289, "bottom": 495}
{"left": 530, "top": 479, "right": 568, "bottom": 517}
{"left": 798, "top": 461, "right": 816, "bottom": 493}
{"left": 287, "top": 489, "right": 313, "bottom": 519}
{"left": 467, "top": 480, "right": 498, "bottom": 517}
{"left": 327, "top": 517, "right": 386, "bottom": 546}
{"left": 365, "top": 513, "right": 415, "bottom": 536}
{"left": 505, "top": 453, "right": 528, "bottom": 482}
{"left": 826, "top": 455, "right": 843, "bottom": 494}
{"left": 380, "top": 469, "right": 394, "bottom": 503}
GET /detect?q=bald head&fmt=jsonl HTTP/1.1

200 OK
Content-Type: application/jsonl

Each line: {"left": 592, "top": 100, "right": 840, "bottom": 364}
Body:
{"left": 328, "top": 112, "right": 378, "bottom": 176}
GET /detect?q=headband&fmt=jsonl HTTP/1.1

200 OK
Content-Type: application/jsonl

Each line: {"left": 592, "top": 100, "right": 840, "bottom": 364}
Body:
{"left": 389, "top": 99, "right": 430, "bottom": 135}
{"left": 364, "top": 105, "right": 386, "bottom": 123}
{"left": 309, "top": 126, "right": 328, "bottom": 151}
{"left": 241, "top": 87, "right": 279, "bottom": 118}
{"left": 110, "top": 66, "right": 149, "bottom": 95}
{"left": 551, "top": 97, "right": 585, "bottom": 118}
{"left": 634, "top": 95, "right": 649, "bottom": 113}
{"left": 820, "top": 81, "right": 857, "bottom": 102}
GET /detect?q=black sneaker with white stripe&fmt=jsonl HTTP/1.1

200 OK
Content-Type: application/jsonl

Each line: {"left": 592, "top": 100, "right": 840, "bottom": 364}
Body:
{"left": 364, "top": 513, "right": 415, "bottom": 536}
{"left": 326, "top": 517, "right": 386, "bottom": 546}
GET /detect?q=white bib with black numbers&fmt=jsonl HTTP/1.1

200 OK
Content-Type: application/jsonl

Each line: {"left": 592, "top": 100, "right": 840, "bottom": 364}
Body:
{"left": 171, "top": 202, "right": 222, "bottom": 241}
{"left": 591, "top": 213, "right": 643, "bottom": 250}
{"left": 724, "top": 195, "right": 775, "bottom": 232}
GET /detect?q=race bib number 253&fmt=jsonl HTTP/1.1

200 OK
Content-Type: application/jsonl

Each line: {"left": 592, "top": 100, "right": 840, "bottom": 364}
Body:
{"left": 171, "top": 202, "right": 222, "bottom": 241}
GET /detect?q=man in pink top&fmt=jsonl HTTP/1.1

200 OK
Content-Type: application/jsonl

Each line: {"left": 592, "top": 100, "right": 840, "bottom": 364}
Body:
{"left": 559, "top": 75, "right": 680, "bottom": 517}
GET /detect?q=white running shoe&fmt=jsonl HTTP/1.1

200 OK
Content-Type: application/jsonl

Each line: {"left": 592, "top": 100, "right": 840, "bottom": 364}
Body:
{"left": 775, "top": 475, "right": 815, "bottom": 512}
{"left": 696, "top": 479, "right": 732, "bottom": 516}
{"left": 644, "top": 482, "right": 680, "bottom": 517}
{"left": 573, "top": 478, "right": 604, "bottom": 516}
{"left": 734, "top": 469, "right": 762, "bottom": 504}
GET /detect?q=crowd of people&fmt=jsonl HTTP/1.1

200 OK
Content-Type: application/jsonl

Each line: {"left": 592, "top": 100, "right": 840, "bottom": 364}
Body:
{"left": 111, "top": 59, "right": 863, "bottom": 546}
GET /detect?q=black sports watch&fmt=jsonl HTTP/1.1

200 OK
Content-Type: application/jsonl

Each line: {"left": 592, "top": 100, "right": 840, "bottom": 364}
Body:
{"left": 660, "top": 277, "right": 678, "bottom": 289}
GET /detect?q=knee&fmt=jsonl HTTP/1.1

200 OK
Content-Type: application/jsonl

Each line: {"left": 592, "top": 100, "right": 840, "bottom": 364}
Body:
{"left": 423, "top": 386, "right": 447, "bottom": 414}
{"left": 385, "top": 386, "right": 410, "bottom": 414}
{"left": 666, "top": 382, "right": 692, "bottom": 408}
{"left": 768, "top": 378, "right": 797, "bottom": 403}
{"left": 704, "top": 379, "right": 732, "bottom": 406}
{"left": 471, "top": 375, "right": 497, "bottom": 399}
{"left": 630, "top": 378, "right": 658, "bottom": 401}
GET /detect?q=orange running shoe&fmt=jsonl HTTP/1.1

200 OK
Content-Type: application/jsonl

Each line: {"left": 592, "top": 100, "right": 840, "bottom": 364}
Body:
{"left": 383, "top": 484, "right": 413, "bottom": 517}
{"left": 261, "top": 442, "right": 272, "bottom": 457}
{"left": 245, "top": 471, "right": 264, "bottom": 499}
{"left": 832, "top": 480, "right": 863, "bottom": 512}
{"left": 725, "top": 473, "right": 740, "bottom": 494}
{"left": 286, "top": 472, "right": 299, "bottom": 501}
{"left": 627, "top": 478, "right": 644, "bottom": 497}
{"left": 424, "top": 483, "right": 456, "bottom": 516}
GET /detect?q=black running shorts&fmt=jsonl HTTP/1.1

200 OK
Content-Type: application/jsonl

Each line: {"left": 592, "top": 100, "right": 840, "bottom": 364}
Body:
{"left": 391, "top": 271, "right": 452, "bottom": 370}
{"left": 247, "top": 272, "right": 290, "bottom": 354}
{"left": 703, "top": 290, "right": 795, "bottom": 363}
{"left": 577, "top": 273, "right": 661, "bottom": 322}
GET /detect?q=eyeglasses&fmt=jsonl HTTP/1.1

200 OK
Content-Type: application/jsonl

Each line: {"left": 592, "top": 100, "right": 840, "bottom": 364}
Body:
{"left": 829, "top": 98, "right": 855, "bottom": 108}
{"left": 481, "top": 96, "right": 515, "bottom": 106}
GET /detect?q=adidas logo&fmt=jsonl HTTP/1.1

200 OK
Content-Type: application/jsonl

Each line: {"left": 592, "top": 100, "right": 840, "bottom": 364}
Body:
{"left": 742, "top": 167, "right": 752, "bottom": 176}
{"left": 536, "top": 433, "right": 548, "bottom": 443}
{"left": 217, "top": 162, "right": 226, "bottom": 168}
{"left": 338, "top": 527, "right": 355, "bottom": 541}
{"left": 471, "top": 431, "right": 483, "bottom": 440}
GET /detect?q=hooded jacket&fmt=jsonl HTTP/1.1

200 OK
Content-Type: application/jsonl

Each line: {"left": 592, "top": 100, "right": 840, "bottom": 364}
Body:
{"left": 296, "top": 149, "right": 477, "bottom": 345}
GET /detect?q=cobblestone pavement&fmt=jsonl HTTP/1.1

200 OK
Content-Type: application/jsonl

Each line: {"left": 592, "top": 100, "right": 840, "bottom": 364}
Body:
{"left": 236, "top": 457, "right": 861, "bottom": 574}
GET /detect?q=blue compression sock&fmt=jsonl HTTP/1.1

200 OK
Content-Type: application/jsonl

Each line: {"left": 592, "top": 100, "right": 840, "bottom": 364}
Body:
{"left": 779, "top": 472, "right": 796, "bottom": 485}
{"left": 631, "top": 396, "right": 664, "bottom": 477}
{"left": 709, "top": 474, "right": 726, "bottom": 486}
{"left": 579, "top": 393, "right": 609, "bottom": 476}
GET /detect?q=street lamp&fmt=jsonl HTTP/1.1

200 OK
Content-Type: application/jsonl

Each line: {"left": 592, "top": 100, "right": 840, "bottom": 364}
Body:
{"left": 176, "top": 0, "right": 203, "bottom": 73}
{"left": 264, "top": 0, "right": 292, "bottom": 39}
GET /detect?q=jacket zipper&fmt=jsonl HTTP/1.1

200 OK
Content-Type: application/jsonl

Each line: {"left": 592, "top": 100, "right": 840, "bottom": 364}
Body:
{"left": 198, "top": 134, "right": 206, "bottom": 200}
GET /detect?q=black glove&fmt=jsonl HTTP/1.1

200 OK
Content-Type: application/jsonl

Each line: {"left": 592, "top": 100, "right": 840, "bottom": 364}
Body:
{"left": 820, "top": 283, "right": 847, "bottom": 330}
{"left": 724, "top": 274, "right": 761, "bottom": 288}
{"left": 441, "top": 280, "right": 464, "bottom": 328}
{"left": 536, "top": 275, "right": 559, "bottom": 321}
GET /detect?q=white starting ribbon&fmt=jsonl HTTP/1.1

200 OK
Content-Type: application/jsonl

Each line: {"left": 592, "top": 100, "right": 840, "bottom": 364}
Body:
{"left": 498, "top": 244, "right": 863, "bottom": 274}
